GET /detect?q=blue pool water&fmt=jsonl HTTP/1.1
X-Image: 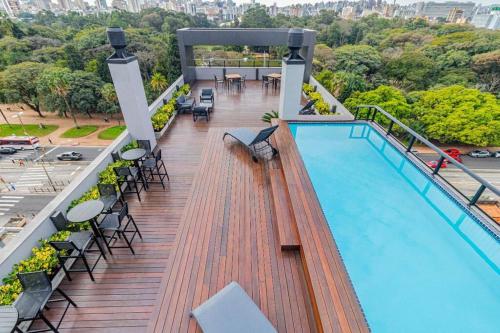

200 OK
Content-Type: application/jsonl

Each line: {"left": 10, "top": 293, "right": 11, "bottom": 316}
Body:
{"left": 290, "top": 123, "right": 500, "bottom": 333}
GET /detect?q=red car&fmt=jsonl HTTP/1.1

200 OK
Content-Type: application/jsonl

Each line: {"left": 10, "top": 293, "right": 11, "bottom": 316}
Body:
{"left": 427, "top": 160, "right": 448, "bottom": 169}
{"left": 444, "top": 148, "right": 462, "bottom": 163}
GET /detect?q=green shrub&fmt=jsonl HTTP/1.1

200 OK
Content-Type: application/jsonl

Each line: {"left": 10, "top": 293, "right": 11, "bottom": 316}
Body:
{"left": 308, "top": 91, "right": 323, "bottom": 102}
{"left": 303, "top": 83, "right": 315, "bottom": 95}
{"left": 121, "top": 140, "right": 138, "bottom": 152}
{"left": 0, "top": 230, "right": 71, "bottom": 305}
{"left": 315, "top": 100, "right": 331, "bottom": 115}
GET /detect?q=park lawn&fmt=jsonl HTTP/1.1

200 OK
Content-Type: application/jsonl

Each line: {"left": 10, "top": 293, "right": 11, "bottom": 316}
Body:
{"left": 60, "top": 125, "right": 99, "bottom": 138}
{"left": 0, "top": 124, "right": 58, "bottom": 137}
{"left": 98, "top": 126, "right": 126, "bottom": 140}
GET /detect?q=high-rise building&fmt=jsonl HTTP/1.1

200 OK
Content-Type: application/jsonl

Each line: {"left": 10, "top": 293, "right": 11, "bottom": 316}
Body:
{"left": 1, "top": 0, "right": 21, "bottom": 17}
{"left": 416, "top": 1, "right": 475, "bottom": 19}
{"left": 471, "top": 7, "right": 500, "bottom": 30}
{"left": 447, "top": 7, "right": 464, "bottom": 23}
{"left": 58, "top": 0, "right": 70, "bottom": 10}
{"left": 127, "top": 0, "right": 140, "bottom": 12}
{"left": 111, "top": 0, "right": 126, "bottom": 10}
{"left": 35, "top": 0, "right": 51, "bottom": 11}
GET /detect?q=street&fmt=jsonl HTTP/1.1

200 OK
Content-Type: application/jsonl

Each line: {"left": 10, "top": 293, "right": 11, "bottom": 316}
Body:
{"left": 417, "top": 153, "right": 500, "bottom": 198}
{"left": 0, "top": 146, "right": 102, "bottom": 225}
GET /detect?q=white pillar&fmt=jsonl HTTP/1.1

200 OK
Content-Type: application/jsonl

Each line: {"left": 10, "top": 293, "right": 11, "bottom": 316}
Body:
{"left": 108, "top": 58, "right": 157, "bottom": 148}
{"left": 278, "top": 59, "right": 305, "bottom": 120}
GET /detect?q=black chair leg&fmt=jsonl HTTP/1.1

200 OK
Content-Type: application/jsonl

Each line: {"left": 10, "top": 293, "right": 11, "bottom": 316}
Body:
{"left": 56, "top": 288, "right": 77, "bottom": 308}
{"left": 122, "top": 232, "right": 135, "bottom": 255}
{"left": 129, "top": 216, "right": 143, "bottom": 239}
{"left": 39, "top": 313, "right": 59, "bottom": 333}
{"left": 81, "top": 255, "right": 95, "bottom": 282}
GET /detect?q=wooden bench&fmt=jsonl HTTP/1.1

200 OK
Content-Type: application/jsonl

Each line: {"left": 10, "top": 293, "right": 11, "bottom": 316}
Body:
{"left": 269, "top": 158, "right": 300, "bottom": 251}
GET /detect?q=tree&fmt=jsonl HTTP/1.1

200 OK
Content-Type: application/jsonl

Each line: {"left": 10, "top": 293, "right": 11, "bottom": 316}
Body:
{"left": 332, "top": 44, "right": 382, "bottom": 76}
{"left": 344, "top": 85, "right": 412, "bottom": 126}
{"left": 155, "top": 34, "right": 181, "bottom": 84}
{"left": 64, "top": 44, "right": 84, "bottom": 71}
{"left": 411, "top": 85, "right": 500, "bottom": 146}
{"left": 472, "top": 50, "right": 500, "bottom": 95}
{"left": 37, "top": 67, "right": 79, "bottom": 128}
{"left": 150, "top": 72, "right": 168, "bottom": 95}
{"left": 67, "top": 71, "right": 104, "bottom": 118}
{"left": 98, "top": 83, "right": 120, "bottom": 119}
{"left": 0, "top": 62, "right": 46, "bottom": 117}
{"left": 383, "top": 51, "right": 436, "bottom": 91}
{"left": 317, "top": 70, "right": 367, "bottom": 102}
{"left": 240, "top": 5, "right": 274, "bottom": 28}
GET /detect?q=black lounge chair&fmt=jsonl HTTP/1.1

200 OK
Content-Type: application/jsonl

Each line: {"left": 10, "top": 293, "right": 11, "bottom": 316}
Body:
{"left": 298, "top": 100, "right": 316, "bottom": 115}
{"left": 176, "top": 95, "right": 195, "bottom": 114}
{"left": 200, "top": 88, "right": 214, "bottom": 104}
{"left": 223, "top": 125, "right": 279, "bottom": 162}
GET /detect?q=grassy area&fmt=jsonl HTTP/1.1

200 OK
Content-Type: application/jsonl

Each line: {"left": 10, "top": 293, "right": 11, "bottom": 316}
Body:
{"left": 60, "top": 125, "right": 98, "bottom": 138}
{"left": 0, "top": 124, "right": 58, "bottom": 137}
{"left": 98, "top": 126, "right": 126, "bottom": 140}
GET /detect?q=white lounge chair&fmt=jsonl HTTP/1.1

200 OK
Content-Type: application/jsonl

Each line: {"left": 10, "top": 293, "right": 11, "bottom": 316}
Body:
{"left": 191, "top": 281, "right": 277, "bottom": 333}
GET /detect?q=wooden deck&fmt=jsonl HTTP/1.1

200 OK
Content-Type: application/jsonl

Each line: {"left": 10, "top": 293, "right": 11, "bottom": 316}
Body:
{"left": 41, "top": 81, "right": 306, "bottom": 332}
{"left": 148, "top": 128, "right": 315, "bottom": 332}
{"left": 40, "top": 80, "right": 368, "bottom": 332}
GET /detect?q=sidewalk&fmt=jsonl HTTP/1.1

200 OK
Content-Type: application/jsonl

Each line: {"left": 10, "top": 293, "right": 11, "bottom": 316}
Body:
{"left": 0, "top": 103, "right": 124, "bottom": 146}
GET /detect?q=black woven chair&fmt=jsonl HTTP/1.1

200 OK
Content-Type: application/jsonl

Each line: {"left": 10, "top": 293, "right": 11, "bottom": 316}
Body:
{"left": 175, "top": 95, "right": 195, "bottom": 114}
{"left": 137, "top": 139, "right": 154, "bottom": 158}
{"left": 298, "top": 100, "right": 316, "bottom": 115}
{"left": 98, "top": 202, "right": 142, "bottom": 255}
{"left": 200, "top": 89, "right": 214, "bottom": 104}
{"left": 114, "top": 166, "right": 145, "bottom": 202}
{"left": 98, "top": 183, "right": 123, "bottom": 213}
{"left": 50, "top": 211, "right": 106, "bottom": 258}
{"left": 13, "top": 271, "right": 77, "bottom": 333}
{"left": 214, "top": 75, "right": 224, "bottom": 89}
{"left": 262, "top": 75, "right": 270, "bottom": 89}
{"left": 111, "top": 151, "right": 121, "bottom": 162}
{"left": 49, "top": 211, "right": 105, "bottom": 281}
{"left": 142, "top": 149, "right": 169, "bottom": 189}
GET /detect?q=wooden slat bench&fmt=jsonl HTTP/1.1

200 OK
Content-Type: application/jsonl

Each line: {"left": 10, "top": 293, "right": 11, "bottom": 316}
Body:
{"left": 269, "top": 158, "right": 300, "bottom": 250}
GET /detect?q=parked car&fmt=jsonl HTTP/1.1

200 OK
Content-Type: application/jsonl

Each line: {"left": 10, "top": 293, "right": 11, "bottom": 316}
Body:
{"left": 57, "top": 151, "right": 82, "bottom": 161}
{"left": 427, "top": 160, "right": 448, "bottom": 169}
{"left": 493, "top": 151, "right": 500, "bottom": 158}
{"left": 443, "top": 148, "right": 462, "bottom": 163}
{"left": 468, "top": 150, "right": 491, "bottom": 158}
{"left": 0, "top": 146, "right": 16, "bottom": 154}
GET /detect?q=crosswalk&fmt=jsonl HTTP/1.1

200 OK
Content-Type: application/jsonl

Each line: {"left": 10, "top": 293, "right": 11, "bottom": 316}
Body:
{"left": 15, "top": 166, "right": 54, "bottom": 188}
{"left": 0, "top": 150, "right": 35, "bottom": 167}
{"left": 0, "top": 195, "right": 23, "bottom": 216}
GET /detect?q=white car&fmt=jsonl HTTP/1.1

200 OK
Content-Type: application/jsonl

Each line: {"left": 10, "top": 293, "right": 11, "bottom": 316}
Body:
{"left": 492, "top": 151, "right": 500, "bottom": 158}
{"left": 468, "top": 150, "right": 491, "bottom": 158}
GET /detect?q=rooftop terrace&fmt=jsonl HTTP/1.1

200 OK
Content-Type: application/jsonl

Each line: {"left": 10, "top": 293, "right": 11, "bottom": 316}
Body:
{"left": 37, "top": 81, "right": 333, "bottom": 332}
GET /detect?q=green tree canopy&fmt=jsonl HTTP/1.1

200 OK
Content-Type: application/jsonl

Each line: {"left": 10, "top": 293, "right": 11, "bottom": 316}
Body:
{"left": 332, "top": 44, "right": 382, "bottom": 76}
{"left": 0, "top": 61, "right": 47, "bottom": 116}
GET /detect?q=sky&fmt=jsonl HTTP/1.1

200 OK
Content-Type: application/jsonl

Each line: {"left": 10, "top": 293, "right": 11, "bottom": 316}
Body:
{"left": 232, "top": 0, "right": 500, "bottom": 6}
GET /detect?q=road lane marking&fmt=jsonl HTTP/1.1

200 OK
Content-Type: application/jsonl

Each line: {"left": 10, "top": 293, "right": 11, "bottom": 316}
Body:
{"left": 1, "top": 196, "right": 23, "bottom": 199}
{"left": 0, "top": 208, "right": 10, "bottom": 211}
{"left": 34, "top": 145, "right": 60, "bottom": 161}
{"left": 0, "top": 200, "right": 19, "bottom": 203}
{"left": 0, "top": 204, "right": 14, "bottom": 207}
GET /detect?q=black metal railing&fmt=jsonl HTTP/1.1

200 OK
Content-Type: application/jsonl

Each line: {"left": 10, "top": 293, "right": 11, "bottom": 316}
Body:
{"left": 354, "top": 105, "right": 500, "bottom": 208}
{"left": 193, "top": 58, "right": 282, "bottom": 68}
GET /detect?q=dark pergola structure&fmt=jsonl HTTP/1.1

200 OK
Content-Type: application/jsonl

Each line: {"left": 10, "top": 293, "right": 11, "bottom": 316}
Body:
{"left": 176, "top": 28, "right": 317, "bottom": 82}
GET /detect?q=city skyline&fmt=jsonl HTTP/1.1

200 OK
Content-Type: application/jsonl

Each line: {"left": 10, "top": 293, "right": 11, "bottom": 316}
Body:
{"left": 231, "top": 0, "right": 499, "bottom": 6}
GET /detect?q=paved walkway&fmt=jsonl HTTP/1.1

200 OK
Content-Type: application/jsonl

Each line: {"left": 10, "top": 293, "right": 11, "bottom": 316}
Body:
{"left": 0, "top": 103, "right": 124, "bottom": 146}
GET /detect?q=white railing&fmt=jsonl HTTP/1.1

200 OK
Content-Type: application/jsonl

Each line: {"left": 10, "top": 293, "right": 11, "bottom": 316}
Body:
{"left": 0, "top": 76, "right": 184, "bottom": 279}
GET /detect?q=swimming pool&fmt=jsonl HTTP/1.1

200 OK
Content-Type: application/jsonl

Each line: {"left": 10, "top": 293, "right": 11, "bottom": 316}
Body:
{"left": 290, "top": 123, "right": 500, "bottom": 333}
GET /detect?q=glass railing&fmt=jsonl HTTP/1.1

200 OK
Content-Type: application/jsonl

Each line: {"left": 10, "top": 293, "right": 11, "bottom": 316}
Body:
{"left": 193, "top": 58, "right": 282, "bottom": 67}
{"left": 354, "top": 105, "right": 500, "bottom": 225}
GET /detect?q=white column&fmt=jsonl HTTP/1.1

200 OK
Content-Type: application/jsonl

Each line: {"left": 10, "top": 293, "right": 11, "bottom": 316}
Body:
{"left": 108, "top": 59, "right": 157, "bottom": 148}
{"left": 278, "top": 59, "right": 305, "bottom": 120}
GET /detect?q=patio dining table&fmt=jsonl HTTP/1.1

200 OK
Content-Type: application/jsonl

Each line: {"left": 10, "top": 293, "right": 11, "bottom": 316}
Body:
{"left": 225, "top": 74, "right": 242, "bottom": 91}
{"left": 67, "top": 199, "right": 107, "bottom": 256}
{"left": 267, "top": 73, "right": 281, "bottom": 90}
